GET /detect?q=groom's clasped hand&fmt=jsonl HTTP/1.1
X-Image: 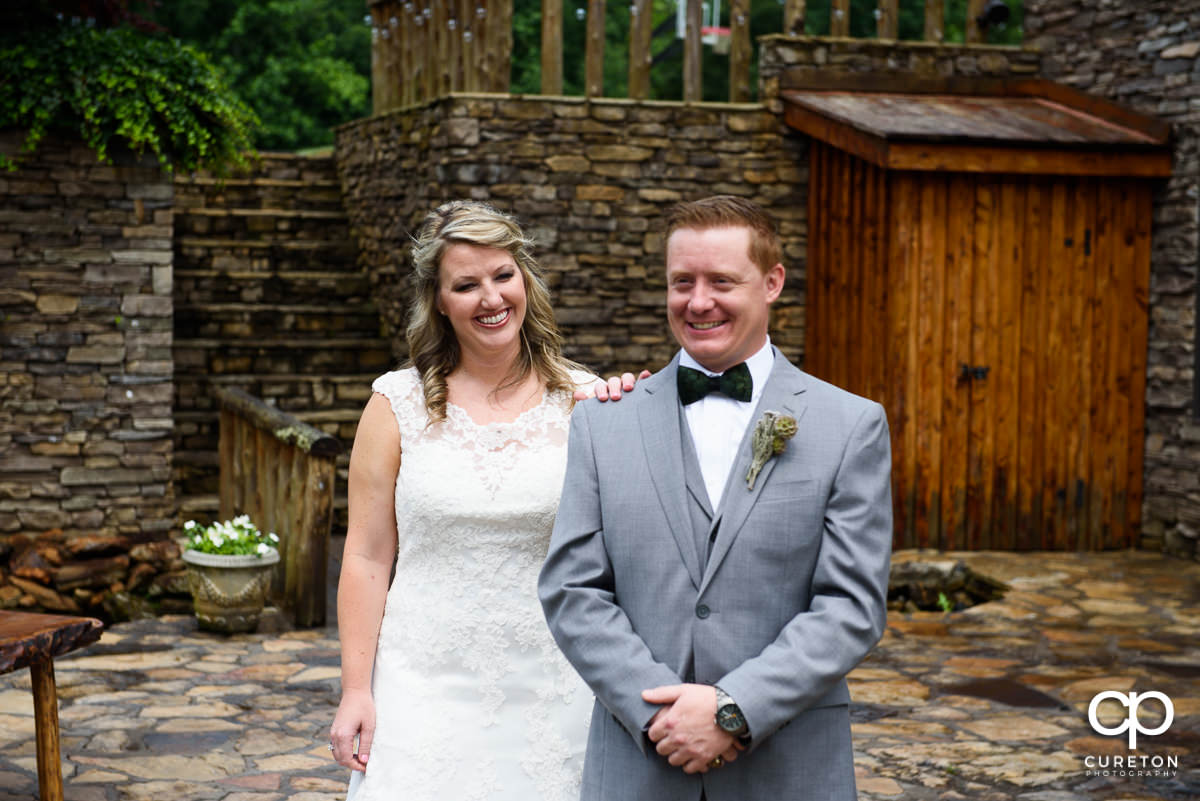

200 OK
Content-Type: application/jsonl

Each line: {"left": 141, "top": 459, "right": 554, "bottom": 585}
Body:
{"left": 643, "top": 684, "right": 744, "bottom": 774}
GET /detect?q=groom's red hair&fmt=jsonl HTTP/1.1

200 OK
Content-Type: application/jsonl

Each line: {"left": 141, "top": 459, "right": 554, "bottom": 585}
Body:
{"left": 665, "top": 195, "right": 782, "bottom": 274}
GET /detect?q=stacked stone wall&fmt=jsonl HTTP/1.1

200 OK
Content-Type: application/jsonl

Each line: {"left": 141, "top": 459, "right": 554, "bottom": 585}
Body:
{"left": 334, "top": 95, "right": 809, "bottom": 375}
{"left": 1025, "top": 0, "right": 1200, "bottom": 560}
{"left": 0, "top": 134, "right": 175, "bottom": 550}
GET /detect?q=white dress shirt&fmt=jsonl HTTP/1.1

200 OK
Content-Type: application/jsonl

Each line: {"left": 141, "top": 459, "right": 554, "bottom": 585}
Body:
{"left": 680, "top": 338, "right": 775, "bottom": 511}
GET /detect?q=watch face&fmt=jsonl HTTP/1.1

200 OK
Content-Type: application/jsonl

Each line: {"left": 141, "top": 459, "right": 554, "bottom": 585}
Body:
{"left": 716, "top": 704, "right": 746, "bottom": 732}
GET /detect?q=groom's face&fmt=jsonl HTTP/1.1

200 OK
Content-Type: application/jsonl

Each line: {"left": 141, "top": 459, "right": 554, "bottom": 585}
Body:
{"left": 666, "top": 226, "right": 785, "bottom": 374}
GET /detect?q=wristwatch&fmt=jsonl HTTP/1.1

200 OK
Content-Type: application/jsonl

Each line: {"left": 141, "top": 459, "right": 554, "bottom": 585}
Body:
{"left": 714, "top": 686, "right": 748, "bottom": 737}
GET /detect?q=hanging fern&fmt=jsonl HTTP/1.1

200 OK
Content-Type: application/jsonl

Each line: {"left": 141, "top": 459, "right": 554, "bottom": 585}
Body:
{"left": 0, "top": 22, "right": 259, "bottom": 174}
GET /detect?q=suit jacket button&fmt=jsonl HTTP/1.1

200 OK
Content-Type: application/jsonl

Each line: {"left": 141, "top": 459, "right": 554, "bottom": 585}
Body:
{"left": 695, "top": 603, "right": 710, "bottom": 619}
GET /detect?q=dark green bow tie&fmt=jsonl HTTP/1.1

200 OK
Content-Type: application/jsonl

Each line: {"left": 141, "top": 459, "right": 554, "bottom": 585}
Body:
{"left": 677, "top": 362, "right": 752, "bottom": 405}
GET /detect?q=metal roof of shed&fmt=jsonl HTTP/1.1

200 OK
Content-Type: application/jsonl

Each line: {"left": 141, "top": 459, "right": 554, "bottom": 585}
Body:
{"left": 783, "top": 92, "right": 1162, "bottom": 146}
{"left": 779, "top": 76, "right": 1172, "bottom": 177}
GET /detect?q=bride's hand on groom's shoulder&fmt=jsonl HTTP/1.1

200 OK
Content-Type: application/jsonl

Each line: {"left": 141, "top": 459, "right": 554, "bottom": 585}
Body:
{"left": 330, "top": 689, "right": 375, "bottom": 771}
{"left": 573, "top": 370, "right": 652, "bottom": 402}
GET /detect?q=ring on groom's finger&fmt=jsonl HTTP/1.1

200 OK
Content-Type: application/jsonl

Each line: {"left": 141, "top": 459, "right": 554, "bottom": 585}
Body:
{"left": 709, "top": 756, "right": 724, "bottom": 769}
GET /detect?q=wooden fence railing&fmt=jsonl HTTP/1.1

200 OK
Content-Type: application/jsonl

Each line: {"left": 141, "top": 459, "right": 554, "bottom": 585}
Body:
{"left": 214, "top": 386, "right": 343, "bottom": 628}
{"left": 369, "top": 0, "right": 1001, "bottom": 113}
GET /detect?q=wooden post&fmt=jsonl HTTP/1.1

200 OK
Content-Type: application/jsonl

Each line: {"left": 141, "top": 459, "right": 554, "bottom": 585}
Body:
{"left": 385, "top": 3, "right": 400, "bottom": 111}
{"left": 877, "top": 0, "right": 899, "bottom": 39}
{"left": 432, "top": 0, "right": 448, "bottom": 96}
{"left": 370, "top": 4, "right": 384, "bottom": 115}
{"left": 541, "top": 0, "right": 563, "bottom": 94}
{"left": 457, "top": 1, "right": 471, "bottom": 92}
{"left": 480, "top": 0, "right": 508, "bottom": 92}
{"left": 420, "top": 2, "right": 434, "bottom": 102}
{"left": 585, "top": 0, "right": 606, "bottom": 97}
{"left": 299, "top": 457, "right": 336, "bottom": 626}
{"left": 966, "top": 0, "right": 986, "bottom": 43}
{"left": 628, "top": 0, "right": 651, "bottom": 100}
{"left": 469, "top": 1, "right": 483, "bottom": 94}
{"left": 416, "top": 1, "right": 429, "bottom": 101}
{"left": 447, "top": 3, "right": 462, "bottom": 92}
{"left": 390, "top": 1, "right": 401, "bottom": 111}
{"left": 683, "top": 0, "right": 702, "bottom": 102}
{"left": 404, "top": 2, "right": 417, "bottom": 105}
{"left": 492, "top": 0, "right": 513, "bottom": 93}
{"left": 729, "top": 0, "right": 751, "bottom": 102}
{"left": 783, "top": 0, "right": 806, "bottom": 36}
{"left": 460, "top": 0, "right": 474, "bottom": 92}
{"left": 31, "top": 658, "right": 63, "bottom": 801}
{"left": 402, "top": 2, "right": 417, "bottom": 105}
{"left": 215, "top": 387, "right": 342, "bottom": 628}
{"left": 925, "top": 0, "right": 945, "bottom": 43}
{"left": 831, "top": 0, "right": 850, "bottom": 37}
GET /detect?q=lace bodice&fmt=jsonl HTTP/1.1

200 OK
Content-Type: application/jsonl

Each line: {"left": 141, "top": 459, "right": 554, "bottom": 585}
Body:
{"left": 373, "top": 368, "right": 583, "bottom": 578}
{"left": 346, "top": 367, "right": 595, "bottom": 801}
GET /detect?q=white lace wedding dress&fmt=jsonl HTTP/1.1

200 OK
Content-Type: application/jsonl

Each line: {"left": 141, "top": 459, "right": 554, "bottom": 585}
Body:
{"left": 345, "top": 367, "right": 594, "bottom": 801}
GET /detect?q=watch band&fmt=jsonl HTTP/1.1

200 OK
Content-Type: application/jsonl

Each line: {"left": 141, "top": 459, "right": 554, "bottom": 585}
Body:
{"left": 714, "top": 686, "right": 748, "bottom": 737}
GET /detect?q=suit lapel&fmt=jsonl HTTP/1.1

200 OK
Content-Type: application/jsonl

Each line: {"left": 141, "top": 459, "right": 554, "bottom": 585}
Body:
{"left": 699, "top": 351, "right": 808, "bottom": 595}
{"left": 638, "top": 356, "right": 703, "bottom": 588}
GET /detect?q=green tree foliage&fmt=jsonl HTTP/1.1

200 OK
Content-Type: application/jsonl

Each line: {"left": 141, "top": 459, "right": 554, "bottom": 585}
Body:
{"left": 0, "top": 17, "right": 258, "bottom": 173}
{"left": 145, "top": 0, "right": 370, "bottom": 151}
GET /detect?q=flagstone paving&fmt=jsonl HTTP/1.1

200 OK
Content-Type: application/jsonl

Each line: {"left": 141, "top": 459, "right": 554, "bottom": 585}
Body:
{"left": 0, "top": 549, "right": 1196, "bottom": 800}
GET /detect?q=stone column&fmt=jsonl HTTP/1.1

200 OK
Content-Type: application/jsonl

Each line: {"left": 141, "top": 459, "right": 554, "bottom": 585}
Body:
{"left": 0, "top": 134, "right": 175, "bottom": 545}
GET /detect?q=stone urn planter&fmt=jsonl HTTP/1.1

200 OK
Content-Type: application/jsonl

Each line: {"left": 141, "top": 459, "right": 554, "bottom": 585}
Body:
{"left": 182, "top": 548, "right": 279, "bottom": 633}
{"left": 181, "top": 516, "right": 281, "bottom": 633}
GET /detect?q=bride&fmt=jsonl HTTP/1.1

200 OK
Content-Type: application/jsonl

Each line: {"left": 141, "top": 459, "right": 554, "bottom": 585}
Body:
{"left": 330, "top": 200, "right": 635, "bottom": 800}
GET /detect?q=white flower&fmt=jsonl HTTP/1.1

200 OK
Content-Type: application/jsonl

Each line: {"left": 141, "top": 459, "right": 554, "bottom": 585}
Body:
{"left": 185, "top": 515, "right": 274, "bottom": 555}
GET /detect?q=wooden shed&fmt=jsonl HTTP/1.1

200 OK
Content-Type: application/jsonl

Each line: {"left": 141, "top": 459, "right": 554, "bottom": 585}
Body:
{"left": 781, "top": 75, "right": 1172, "bottom": 552}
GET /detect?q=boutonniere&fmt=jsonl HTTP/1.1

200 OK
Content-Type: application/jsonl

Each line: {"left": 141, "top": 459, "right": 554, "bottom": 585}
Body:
{"left": 745, "top": 411, "right": 798, "bottom": 490}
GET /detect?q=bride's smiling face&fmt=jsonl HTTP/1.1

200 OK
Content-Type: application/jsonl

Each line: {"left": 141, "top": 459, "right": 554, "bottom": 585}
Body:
{"left": 437, "top": 242, "right": 528, "bottom": 359}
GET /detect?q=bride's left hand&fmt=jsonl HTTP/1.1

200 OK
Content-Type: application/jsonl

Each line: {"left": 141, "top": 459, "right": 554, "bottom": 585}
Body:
{"left": 330, "top": 689, "right": 375, "bottom": 771}
{"left": 574, "top": 370, "right": 652, "bottom": 402}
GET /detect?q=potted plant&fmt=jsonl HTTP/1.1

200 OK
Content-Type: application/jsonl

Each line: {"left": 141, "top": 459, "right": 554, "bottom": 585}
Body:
{"left": 181, "top": 515, "right": 280, "bottom": 633}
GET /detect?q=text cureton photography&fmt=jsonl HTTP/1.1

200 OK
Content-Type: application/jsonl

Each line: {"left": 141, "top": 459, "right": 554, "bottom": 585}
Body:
{"left": 1082, "top": 690, "right": 1182, "bottom": 780}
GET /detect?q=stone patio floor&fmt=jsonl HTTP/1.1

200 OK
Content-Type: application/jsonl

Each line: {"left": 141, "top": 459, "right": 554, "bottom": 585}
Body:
{"left": 0, "top": 548, "right": 1197, "bottom": 800}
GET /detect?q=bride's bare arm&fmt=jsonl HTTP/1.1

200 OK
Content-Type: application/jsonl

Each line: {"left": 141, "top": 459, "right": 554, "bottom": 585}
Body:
{"left": 331, "top": 392, "right": 401, "bottom": 771}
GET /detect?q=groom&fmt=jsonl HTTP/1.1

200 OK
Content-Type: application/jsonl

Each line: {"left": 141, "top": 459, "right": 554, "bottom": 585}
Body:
{"left": 539, "top": 196, "right": 893, "bottom": 800}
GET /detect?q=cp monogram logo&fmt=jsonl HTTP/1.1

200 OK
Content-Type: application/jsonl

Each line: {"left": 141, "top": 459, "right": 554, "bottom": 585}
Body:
{"left": 1087, "top": 691, "right": 1174, "bottom": 749}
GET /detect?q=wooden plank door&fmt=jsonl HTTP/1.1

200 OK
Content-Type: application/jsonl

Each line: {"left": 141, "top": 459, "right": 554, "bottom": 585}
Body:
{"left": 807, "top": 156, "right": 1149, "bottom": 551}
{"left": 950, "top": 175, "right": 1147, "bottom": 550}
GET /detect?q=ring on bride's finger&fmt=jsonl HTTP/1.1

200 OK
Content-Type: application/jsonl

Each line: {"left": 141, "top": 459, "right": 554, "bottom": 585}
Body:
{"left": 328, "top": 743, "right": 335, "bottom": 751}
{"left": 709, "top": 756, "right": 724, "bottom": 768}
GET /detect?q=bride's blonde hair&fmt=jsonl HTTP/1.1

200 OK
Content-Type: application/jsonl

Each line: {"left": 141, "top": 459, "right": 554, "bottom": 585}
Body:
{"left": 406, "top": 200, "right": 584, "bottom": 423}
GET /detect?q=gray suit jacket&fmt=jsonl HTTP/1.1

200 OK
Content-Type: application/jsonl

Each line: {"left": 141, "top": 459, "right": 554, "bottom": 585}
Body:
{"left": 539, "top": 349, "right": 893, "bottom": 801}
